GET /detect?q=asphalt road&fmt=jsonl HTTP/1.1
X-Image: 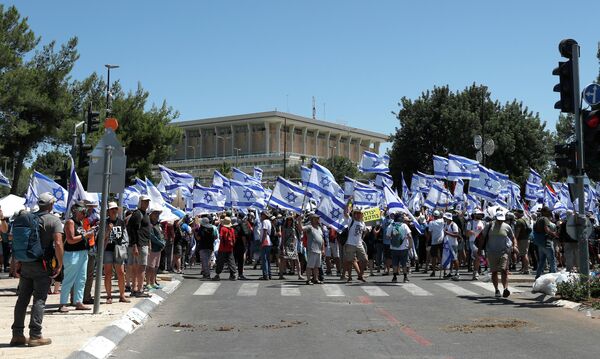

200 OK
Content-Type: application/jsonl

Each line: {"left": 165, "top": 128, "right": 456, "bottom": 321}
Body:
{"left": 111, "top": 266, "right": 600, "bottom": 359}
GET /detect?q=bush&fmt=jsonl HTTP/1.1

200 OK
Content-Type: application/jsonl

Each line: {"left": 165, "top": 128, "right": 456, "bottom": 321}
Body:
{"left": 556, "top": 275, "right": 600, "bottom": 302}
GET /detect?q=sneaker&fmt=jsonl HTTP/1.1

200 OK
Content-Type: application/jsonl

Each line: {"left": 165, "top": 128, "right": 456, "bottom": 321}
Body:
{"left": 297, "top": 275, "right": 305, "bottom": 280}
{"left": 305, "top": 280, "right": 314, "bottom": 285}
{"left": 239, "top": 275, "right": 248, "bottom": 280}
{"left": 472, "top": 274, "right": 479, "bottom": 281}
{"left": 9, "top": 335, "right": 27, "bottom": 347}
{"left": 154, "top": 284, "right": 162, "bottom": 289}
{"left": 357, "top": 276, "right": 366, "bottom": 283}
{"left": 495, "top": 289, "right": 501, "bottom": 297}
{"left": 28, "top": 336, "right": 52, "bottom": 347}
{"left": 279, "top": 275, "right": 286, "bottom": 280}
{"left": 403, "top": 274, "right": 409, "bottom": 283}
{"left": 229, "top": 275, "right": 237, "bottom": 281}
{"left": 212, "top": 275, "right": 221, "bottom": 281}
{"left": 503, "top": 288, "right": 511, "bottom": 298}
{"left": 444, "top": 273, "right": 453, "bottom": 279}
{"left": 346, "top": 276, "right": 353, "bottom": 282}
{"left": 392, "top": 275, "right": 397, "bottom": 283}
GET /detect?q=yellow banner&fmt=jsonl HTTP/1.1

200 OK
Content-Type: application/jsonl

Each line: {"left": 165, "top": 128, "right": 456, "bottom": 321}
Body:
{"left": 362, "top": 207, "right": 381, "bottom": 223}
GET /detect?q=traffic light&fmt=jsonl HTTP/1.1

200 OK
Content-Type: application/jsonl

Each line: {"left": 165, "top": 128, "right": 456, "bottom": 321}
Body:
{"left": 78, "top": 135, "right": 93, "bottom": 169}
{"left": 554, "top": 142, "right": 577, "bottom": 171}
{"left": 582, "top": 109, "right": 600, "bottom": 162}
{"left": 86, "top": 103, "right": 101, "bottom": 133}
{"left": 553, "top": 39, "right": 578, "bottom": 114}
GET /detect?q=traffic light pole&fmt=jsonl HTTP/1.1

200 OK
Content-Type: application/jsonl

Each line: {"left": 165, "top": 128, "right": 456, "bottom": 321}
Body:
{"left": 571, "top": 42, "right": 590, "bottom": 278}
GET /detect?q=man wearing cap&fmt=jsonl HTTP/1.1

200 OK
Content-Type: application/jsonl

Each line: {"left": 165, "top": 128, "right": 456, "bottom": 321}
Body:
{"left": 259, "top": 211, "right": 273, "bottom": 280}
{"left": 466, "top": 210, "right": 485, "bottom": 280}
{"left": 425, "top": 210, "right": 444, "bottom": 277}
{"left": 343, "top": 207, "right": 368, "bottom": 282}
{"left": 126, "top": 196, "right": 152, "bottom": 298}
{"left": 443, "top": 212, "right": 461, "bottom": 279}
{"left": 513, "top": 209, "right": 531, "bottom": 274}
{"left": 297, "top": 212, "right": 325, "bottom": 284}
{"left": 103, "top": 202, "right": 129, "bottom": 304}
{"left": 533, "top": 206, "right": 558, "bottom": 279}
{"left": 146, "top": 206, "right": 165, "bottom": 290}
{"left": 212, "top": 217, "right": 237, "bottom": 281}
{"left": 196, "top": 216, "right": 217, "bottom": 279}
{"left": 486, "top": 210, "right": 517, "bottom": 298}
{"left": 11, "top": 193, "right": 64, "bottom": 347}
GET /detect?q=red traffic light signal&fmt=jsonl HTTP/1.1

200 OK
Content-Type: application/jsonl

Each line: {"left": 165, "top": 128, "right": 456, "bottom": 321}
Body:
{"left": 582, "top": 109, "right": 600, "bottom": 163}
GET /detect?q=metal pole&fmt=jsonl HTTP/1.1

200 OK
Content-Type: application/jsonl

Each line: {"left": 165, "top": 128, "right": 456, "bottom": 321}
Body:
{"left": 106, "top": 68, "right": 111, "bottom": 113}
{"left": 93, "top": 145, "right": 113, "bottom": 314}
{"left": 71, "top": 126, "right": 78, "bottom": 162}
{"left": 283, "top": 117, "right": 287, "bottom": 178}
{"left": 571, "top": 43, "right": 590, "bottom": 278}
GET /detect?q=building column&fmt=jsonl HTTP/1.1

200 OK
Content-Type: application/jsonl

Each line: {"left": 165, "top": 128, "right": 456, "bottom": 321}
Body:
{"left": 356, "top": 138, "right": 363, "bottom": 162}
{"left": 302, "top": 128, "right": 308, "bottom": 154}
{"left": 314, "top": 130, "right": 320, "bottom": 157}
{"left": 336, "top": 134, "right": 341, "bottom": 156}
{"left": 326, "top": 132, "right": 331, "bottom": 158}
{"left": 184, "top": 130, "right": 188, "bottom": 160}
{"left": 247, "top": 123, "right": 252, "bottom": 154}
{"left": 289, "top": 125, "right": 295, "bottom": 154}
{"left": 231, "top": 125, "right": 235, "bottom": 155}
{"left": 214, "top": 126, "right": 219, "bottom": 157}
{"left": 264, "top": 121, "right": 270, "bottom": 155}
{"left": 347, "top": 136, "right": 353, "bottom": 158}
{"left": 374, "top": 141, "right": 380, "bottom": 153}
{"left": 198, "top": 129, "right": 203, "bottom": 158}
{"left": 276, "top": 122, "right": 282, "bottom": 154}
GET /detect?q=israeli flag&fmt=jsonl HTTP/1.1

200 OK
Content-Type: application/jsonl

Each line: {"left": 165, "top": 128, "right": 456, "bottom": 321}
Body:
{"left": 122, "top": 186, "right": 141, "bottom": 210}
{"left": 253, "top": 167, "right": 263, "bottom": 181}
{"left": 466, "top": 194, "right": 480, "bottom": 214}
{"left": 410, "top": 173, "right": 422, "bottom": 193}
{"left": 558, "top": 183, "right": 574, "bottom": 210}
{"left": 508, "top": 181, "right": 523, "bottom": 210}
{"left": 417, "top": 172, "right": 437, "bottom": 194}
{"left": 433, "top": 155, "right": 449, "bottom": 180}
{"left": 315, "top": 194, "right": 346, "bottom": 232}
{"left": 447, "top": 154, "right": 479, "bottom": 181}
{"left": 441, "top": 239, "right": 455, "bottom": 269}
{"left": 0, "top": 170, "right": 11, "bottom": 188}
{"left": 269, "top": 177, "right": 305, "bottom": 214}
{"left": 233, "top": 167, "right": 262, "bottom": 186}
{"left": 401, "top": 176, "right": 410, "bottom": 201}
{"left": 300, "top": 165, "right": 311, "bottom": 187}
{"left": 375, "top": 173, "right": 393, "bottom": 189}
{"left": 212, "top": 170, "right": 229, "bottom": 189}
{"left": 193, "top": 184, "right": 226, "bottom": 214}
{"left": 30, "top": 171, "right": 69, "bottom": 213}
{"left": 358, "top": 151, "right": 390, "bottom": 173}
{"left": 493, "top": 170, "right": 509, "bottom": 189}
{"left": 159, "top": 165, "right": 194, "bottom": 194}
{"left": 453, "top": 178, "right": 465, "bottom": 198}
{"left": 525, "top": 181, "right": 543, "bottom": 202}
{"left": 165, "top": 203, "right": 186, "bottom": 219}
{"left": 382, "top": 184, "right": 422, "bottom": 234}
{"left": 306, "top": 161, "right": 343, "bottom": 204}
{"left": 407, "top": 191, "right": 423, "bottom": 214}
{"left": 146, "top": 178, "right": 166, "bottom": 206}
{"left": 424, "top": 183, "right": 449, "bottom": 209}
{"left": 528, "top": 168, "right": 543, "bottom": 186}
{"left": 134, "top": 178, "right": 149, "bottom": 195}
{"left": 66, "top": 157, "right": 89, "bottom": 215}
{"left": 344, "top": 177, "right": 370, "bottom": 201}
{"left": 469, "top": 165, "right": 501, "bottom": 202}
{"left": 353, "top": 186, "right": 380, "bottom": 208}
{"left": 230, "top": 179, "right": 266, "bottom": 210}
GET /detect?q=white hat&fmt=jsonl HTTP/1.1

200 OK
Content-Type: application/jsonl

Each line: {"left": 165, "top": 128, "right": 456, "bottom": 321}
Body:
{"left": 150, "top": 206, "right": 163, "bottom": 214}
{"left": 107, "top": 202, "right": 119, "bottom": 210}
{"left": 443, "top": 212, "right": 453, "bottom": 221}
{"left": 37, "top": 192, "right": 56, "bottom": 206}
{"left": 495, "top": 210, "right": 506, "bottom": 221}
{"left": 432, "top": 210, "right": 442, "bottom": 218}
{"left": 139, "top": 195, "right": 151, "bottom": 202}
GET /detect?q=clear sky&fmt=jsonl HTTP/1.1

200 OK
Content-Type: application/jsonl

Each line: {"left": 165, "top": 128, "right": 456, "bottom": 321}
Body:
{"left": 6, "top": 0, "right": 600, "bottom": 153}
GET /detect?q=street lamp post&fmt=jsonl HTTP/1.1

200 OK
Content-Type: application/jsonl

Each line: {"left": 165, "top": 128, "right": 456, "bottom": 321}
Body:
{"left": 234, "top": 147, "right": 241, "bottom": 167}
{"left": 105, "top": 64, "right": 120, "bottom": 114}
{"left": 187, "top": 146, "right": 196, "bottom": 159}
{"left": 71, "top": 121, "right": 86, "bottom": 162}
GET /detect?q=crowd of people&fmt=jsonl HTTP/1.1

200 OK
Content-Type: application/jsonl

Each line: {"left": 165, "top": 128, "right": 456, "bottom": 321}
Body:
{"left": 4, "top": 190, "right": 600, "bottom": 347}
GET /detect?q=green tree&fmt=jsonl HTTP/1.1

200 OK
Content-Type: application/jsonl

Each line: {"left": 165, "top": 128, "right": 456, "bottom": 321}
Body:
{"left": 217, "top": 162, "right": 232, "bottom": 178}
{"left": 319, "top": 156, "right": 359, "bottom": 185}
{"left": 389, "top": 84, "right": 553, "bottom": 187}
{"left": 30, "top": 150, "right": 70, "bottom": 176}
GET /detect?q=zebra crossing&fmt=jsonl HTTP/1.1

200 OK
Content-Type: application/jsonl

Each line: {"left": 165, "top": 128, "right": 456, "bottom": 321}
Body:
{"left": 192, "top": 280, "right": 524, "bottom": 298}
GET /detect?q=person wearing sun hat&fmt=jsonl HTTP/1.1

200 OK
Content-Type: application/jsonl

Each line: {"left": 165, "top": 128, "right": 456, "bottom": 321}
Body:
{"left": 425, "top": 210, "right": 444, "bottom": 277}
{"left": 126, "top": 195, "right": 152, "bottom": 298}
{"left": 342, "top": 206, "right": 368, "bottom": 283}
{"left": 212, "top": 217, "right": 237, "bottom": 281}
{"left": 443, "top": 212, "right": 461, "bottom": 280}
{"left": 486, "top": 209, "right": 517, "bottom": 298}
{"left": 103, "top": 202, "right": 130, "bottom": 304}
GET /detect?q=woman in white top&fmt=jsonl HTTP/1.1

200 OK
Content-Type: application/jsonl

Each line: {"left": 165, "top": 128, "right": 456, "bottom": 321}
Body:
{"left": 465, "top": 210, "right": 485, "bottom": 280}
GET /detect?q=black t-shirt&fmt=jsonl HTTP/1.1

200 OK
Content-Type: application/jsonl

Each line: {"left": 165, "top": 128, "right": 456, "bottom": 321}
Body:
{"left": 65, "top": 219, "right": 87, "bottom": 252}
{"left": 127, "top": 209, "right": 151, "bottom": 247}
{"left": 106, "top": 217, "right": 126, "bottom": 252}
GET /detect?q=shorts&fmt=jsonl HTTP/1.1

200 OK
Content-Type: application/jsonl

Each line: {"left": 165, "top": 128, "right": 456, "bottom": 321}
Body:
{"left": 469, "top": 239, "right": 479, "bottom": 260}
{"left": 343, "top": 243, "right": 368, "bottom": 263}
{"left": 307, "top": 252, "right": 322, "bottom": 268}
{"left": 449, "top": 245, "right": 458, "bottom": 261}
{"left": 329, "top": 242, "right": 340, "bottom": 258}
{"left": 488, "top": 252, "right": 509, "bottom": 272}
{"left": 148, "top": 251, "right": 161, "bottom": 269}
{"left": 128, "top": 245, "right": 149, "bottom": 266}
{"left": 457, "top": 239, "right": 465, "bottom": 252}
{"left": 173, "top": 244, "right": 183, "bottom": 257}
{"left": 517, "top": 239, "right": 529, "bottom": 257}
{"left": 430, "top": 243, "right": 443, "bottom": 258}
{"left": 383, "top": 245, "right": 392, "bottom": 260}
{"left": 391, "top": 249, "right": 409, "bottom": 268}
{"left": 103, "top": 250, "right": 126, "bottom": 265}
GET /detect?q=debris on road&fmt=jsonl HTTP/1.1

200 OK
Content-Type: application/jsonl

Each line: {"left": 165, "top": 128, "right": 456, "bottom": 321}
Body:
{"left": 445, "top": 318, "right": 529, "bottom": 333}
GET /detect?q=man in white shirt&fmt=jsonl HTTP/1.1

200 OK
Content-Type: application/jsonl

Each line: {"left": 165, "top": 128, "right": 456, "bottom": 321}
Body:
{"left": 259, "top": 211, "right": 272, "bottom": 280}
{"left": 425, "top": 210, "right": 444, "bottom": 277}
{"left": 343, "top": 208, "right": 368, "bottom": 282}
{"left": 466, "top": 210, "right": 485, "bottom": 280}
{"left": 386, "top": 213, "right": 414, "bottom": 283}
{"left": 443, "top": 212, "right": 461, "bottom": 280}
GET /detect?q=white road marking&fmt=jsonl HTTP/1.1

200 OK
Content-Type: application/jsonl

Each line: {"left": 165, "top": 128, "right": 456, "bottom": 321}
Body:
{"left": 193, "top": 282, "right": 221, "bottom": 296}
{"left": 471, "top": 281, "right": 523, "bottom": 294}
{"left": 322, "top": 284, "right": 345, "bottom": 296}
{"left": 237, "top": 283, "right": 259, "bottom": 296}
{"left": 281, "top": 284, "right": 301, "bottom": 296}
{"left": 435, "top": 282, "right": 477, "bottom": 296}
{"left": 361, "top": 286, "right": 389, "bottom": 296}
{"left": 400, "top": 283, "right": 433, "bottom": 296}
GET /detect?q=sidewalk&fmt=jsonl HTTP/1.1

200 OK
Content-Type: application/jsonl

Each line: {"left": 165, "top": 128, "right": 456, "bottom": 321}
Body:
{"left": 0, "top": 272, "right": 178, "bottom": 359}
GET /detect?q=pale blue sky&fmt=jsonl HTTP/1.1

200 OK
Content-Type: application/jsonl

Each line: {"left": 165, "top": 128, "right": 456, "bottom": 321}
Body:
{"left": 7, "top": 0, "right": 600, "bottom": 153}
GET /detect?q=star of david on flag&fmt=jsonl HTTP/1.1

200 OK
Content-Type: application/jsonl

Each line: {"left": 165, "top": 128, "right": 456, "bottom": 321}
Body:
{"left": 447, "top": 154, "right": 479, "bottom": 181}
{"left": 230, "top": 179, "right": 265, "bottom": 210}
{"left": 268, "top": 176, "right": 305, "bottom": 214}
{"left": 353, "top": 186, "right": 380, "bottom": 207}
{"left": 193, "top": 184, "right": 226, "bottom": 214}
{"left": 433, "top": 155, "right": 449, "bottom": 180}
{"left": 469, "top": 164, "right": 501, "bottom": 202}
{"left": 358, "top": 151, "right": 390, "bottom": 173}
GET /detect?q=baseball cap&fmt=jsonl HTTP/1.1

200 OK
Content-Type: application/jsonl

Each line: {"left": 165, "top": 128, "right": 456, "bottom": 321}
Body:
{"left": 139, "top": 195, "right": 151, "bottom": 202}
{"left": 432, "top": 210, "right": 442, "bottom": 218}
{"left": 37, "top": 192, "right": 56, "bottom": 206}
{"left": 495, "top": 210, "right": 506, "bottom": 221}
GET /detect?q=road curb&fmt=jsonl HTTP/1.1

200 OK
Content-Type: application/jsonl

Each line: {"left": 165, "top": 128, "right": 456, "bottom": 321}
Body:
{"left": 65, "top": 276, "right": 182, "bottom": 359}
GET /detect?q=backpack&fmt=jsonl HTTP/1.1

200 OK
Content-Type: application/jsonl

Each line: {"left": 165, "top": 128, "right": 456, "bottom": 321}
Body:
{"left": 150, "top": 225, "right": 166, "bottom": 252}
{"left": 270, "top": 222, "right": 279, "bottom": 248}
{"left": 12, "top": 212, "right": 44, "bottom": 262}
{"left": 390, "top": 222, "right": 405, "bottom": 248}
{"left": 475, "top": 222, "right": 491, "bottom": 250}
{"left": 338, "top": 219, "right": 354, "bottom": 246}
{"left": 200, "top": 225, "right": 215, "bottom": 244}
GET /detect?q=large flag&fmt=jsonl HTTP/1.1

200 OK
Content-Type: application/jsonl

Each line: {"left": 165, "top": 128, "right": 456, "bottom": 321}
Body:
{"left": 134, "top": 178, "right": 148, "bottom": 195}
{"left": 417, "top": 172, "right": 436, "bottom": 193}
{"left": 447, "top": 154, "right": 479, "bottom": 180}
{"left": 358, "top": 151, "right": 390, "bottom": 173}
{"left": 230, "top": 179, "right": 266, "bottom": 210}
{"left": 528, "top": 168, "right": 543, "bottom": 186}
{"left": 315, "top": 194, "right": 346, "bottom": 231}
{"left": 253, "top": 167, "right": 263, "bottom": 182}
{"left": 382, "top": 184, "right": 422, "bottom": 234}
{"left": 300, "top": 165, "right": 311, "bottom": 187}
{"left": 193, "top": 184, "right": 226, "bottom": 214}
{"left": 158, "top": 165, "right": 193, "bottom": 197}
{"left": 424, "top": 183, "right": 450, "bottom": 209}
{"left": 433, "top": 155, "right": 449, "bottom": 180}
{"left": 66, "top": 157, "right": 88, "bottom": 215}
{"left": 406, "top": 191, "right": 423, "bottom": 214}
{"left": 525, "top": 181, "right": 543, "bottom": 202}
{"left": 268, "top": 177, "right": 305, "bottom": 214}
{"left": 29, "top": 171, "right": 69, "bottom": 213}
{"left": 353, "top": 186, "right": 380, "bottom": 208}
{"left": 306, "top": 161, "right": 343, "bottom": 204}
{"left": 469, "top": 165, "right": 501, "bottom": 202}
{"left": 401, "top": 175, "right": 410, "bottom": 201}
{"left": 344, "top": 177, "right": 370, "bottom": 201}
{"left": 0, "top": 170, "right": 11, "bottom": 188}
{"left": 410, "top": 173, "right": 422, "bottom": 193}
{"left": 212, "top": 170, "right": 229, "bottom": 189}
{"left": 233, "top": 167, "right": 262, "bottom": 186}
{"left": 374, "top": 173, "right": 393, "bottom": 189}
{"left": 122, "top": 186, "right": 141, "bottom": 210}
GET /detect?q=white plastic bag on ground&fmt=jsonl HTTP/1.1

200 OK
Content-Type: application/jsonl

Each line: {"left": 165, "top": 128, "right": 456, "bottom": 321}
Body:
{"left": 532, "top": 273, "right": 560, "bottom": 296}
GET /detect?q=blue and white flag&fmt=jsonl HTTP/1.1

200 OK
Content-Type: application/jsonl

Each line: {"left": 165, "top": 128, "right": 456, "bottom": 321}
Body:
{"left": 433, "top": 155, "right": 449, "bottom": 180}
{"left": 401, "top": 175, "right": 410, "bottom": 201}
{"left": 315, "top": 194, "right": 346, "bottom": 232}
{"left": 382, "top": 184, "right": 422, "bottom": 234}
{"left": 493, "top": 170, "right": 509, "bottom": 189}
{"left": 417, "top": 172, "right": 437, "bottom": 194}
{"left": 233, "top": 167, "right": 262, "bottom": 186}
{"left": 525, "top": 181, "right": 543, "bottom": 202}
{"left": 469, "top": 165, "right": 501, "bottom": 202}
{"left": 193, "top": 184, "right": 226, "bottom": 214}
{"left": 424, "top": 183, "right": 450, "bottom": 209}
{"left": 230, "top": 179, "right": 266, "bottom": 210}
{"left": 466, "top": 194, "right": 481, "bottom": 214}
{"left": 159, "top": 165, "right": 194, "bottom": 193}
{"left": 508, "top": 181, "right": 523, "bottom": 210}
{"left": 358, "top": 151, "right": 390, "bottom": 173}
{"left": 306, "top": 161, "right": 343, "bottom": 204}
{"left": 453, "top": 178, "right": 465, "bottom": 198}
{"left": 165, "top": 203, "right": 186, "bottom": 219}
{"left": 268, "top": 177, "right": 305, "bottom": 214}
{"left": 66, "top": 157, "right": 88, "bottom": 215}
{"left": 253, "top": 167, "right": 263, "bottom": 182}
{"left": 122, "top": 186, "right": 141, "bottom": 210}
{"left": 300, "top": 165, "right": 311, "bottom": 187}
{"left": 374, "top": 173, "right": 393, "bottom": 189}
{"left": 212, "top": 170, "right": 229, "bottom": 189}
{"left": 528, "top": 168, "right": 543, "bottom": 186}
{"left": 0, "top": 170, "right": 11, "bottom": 188}
{"left": 344, "top": 177, "right": 370, "bottom": 201}
{"left": 447, "top": 154, "right": 479, "bottom": 181}
{"left": 406, "top": 191, "right": 423, "bottom": 214}
{"left": 29, "top": 171, "right": 69, "bottom": 213}
{"left": 353, "top": 186, "right": 380, "bottom": 208}
{"left": 410, "top": 173, "right": 422, "bottom": 193}
{"left": 544, "top": 185, "right": 563, "bottom": 211}
{"left": 146, "top": 178, "right": 166, "bottom": 207}
{"left": 441, "top": 239, "right": 455, "bottom": 269}
{"left": 134, "top": 178, "right": 148, "bottom": 195}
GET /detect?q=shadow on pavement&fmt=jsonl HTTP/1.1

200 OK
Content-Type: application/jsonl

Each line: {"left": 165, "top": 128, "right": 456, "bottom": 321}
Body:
{"left": 458, "top": 295, "right": 559, "bottom": 309}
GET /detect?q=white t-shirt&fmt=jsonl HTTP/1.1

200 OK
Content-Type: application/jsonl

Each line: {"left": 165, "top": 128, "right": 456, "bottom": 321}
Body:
{"left": 444, "top": 222, "right": 460, "bottom": 247}
{"left": 467, "top": 219, "right": 484, "bottom": 242}
{"left": 261, "top": 219, "right": 272, "bottom": 246}
{"left": 427, "top": 219, "right": 445, "bottom": 245}
{"left": 386, "top": 222, "right": 411, "bottom": 250}
{"left": 345, "top": 218, "right": 366, "bottom": 247}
